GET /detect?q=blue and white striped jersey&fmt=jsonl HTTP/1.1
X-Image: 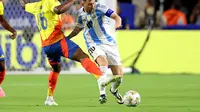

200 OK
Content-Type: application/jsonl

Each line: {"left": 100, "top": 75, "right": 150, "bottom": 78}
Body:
{"left": 76, "top": 2, "right": 117, "bottom": 47}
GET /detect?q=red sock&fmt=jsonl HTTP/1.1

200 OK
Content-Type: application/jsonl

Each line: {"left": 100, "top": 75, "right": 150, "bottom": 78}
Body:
{"left": 81, "top": 58, "right": 102, "bottom": 78}
{"left": 0, "top": 70, "right": 6, "bottom": 85}
{"left": 48, "top": 72, "right": 59, "bottom": 96}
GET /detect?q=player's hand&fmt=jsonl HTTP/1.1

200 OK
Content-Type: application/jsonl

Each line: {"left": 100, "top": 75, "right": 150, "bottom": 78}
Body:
{"left": 9, "top": 31, "right": 17, "bottom": 40}
{"left": 115, "top": 25, "right": 122, "bottom": 30}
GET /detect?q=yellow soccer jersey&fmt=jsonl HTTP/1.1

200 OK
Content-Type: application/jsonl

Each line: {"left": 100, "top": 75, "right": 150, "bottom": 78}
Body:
{"left": 0, "top": 1, "right": 4, "bottom": 15}
{"left": 25, "top": 0, "right": 64, "bottom": 47}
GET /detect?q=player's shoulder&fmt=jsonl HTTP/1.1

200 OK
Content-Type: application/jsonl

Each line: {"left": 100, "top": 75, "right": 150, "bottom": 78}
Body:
{"left": 0, "top": 1, "right": 4, "bottom": 9}
{"left": 95, "top": 2, "right": 108, "bottom": 10}
{"left": 77, "top": 7, "right": 86, "bottom": 16}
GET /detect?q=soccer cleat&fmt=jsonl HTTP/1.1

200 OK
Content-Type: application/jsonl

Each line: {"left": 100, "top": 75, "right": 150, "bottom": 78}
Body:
{"left": 44, "top": 96, "right": 58, "bottom": 106}
{"left": 99, "top": 94, "right": 107, "bottom": 104}
{"left": 0, "top": 86, "right": 5, "bottom": 98}
{"left": 110, "top": 89, "right": 124, "bottom": 104}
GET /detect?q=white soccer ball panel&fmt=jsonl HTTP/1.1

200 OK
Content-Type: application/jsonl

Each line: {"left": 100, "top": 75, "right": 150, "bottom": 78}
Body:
{"left": 123, "top": 90, "right": 141, "bottom": 107}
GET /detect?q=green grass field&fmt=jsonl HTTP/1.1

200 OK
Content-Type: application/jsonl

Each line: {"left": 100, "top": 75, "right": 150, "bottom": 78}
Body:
{"left": 0, "top": 74, "right": 200, "bottom": 112}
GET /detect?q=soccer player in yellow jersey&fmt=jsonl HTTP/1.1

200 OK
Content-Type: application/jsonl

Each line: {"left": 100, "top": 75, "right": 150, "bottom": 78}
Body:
{"left": 0, "top": 0, "right": 17, "bottom": 98}
{"left": 20, "top": 0, "right": 120, "bottom": 106}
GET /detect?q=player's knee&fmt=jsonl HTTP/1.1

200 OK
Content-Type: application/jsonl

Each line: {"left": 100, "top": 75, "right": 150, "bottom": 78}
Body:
{"left": 53, "top": 68, "right": 61, "bottom": 73}
{"left": 96, "top": 56, "right": 108, "bottom": 66}
{"left": 53, "top": 67, "right": 61, "bottom": 73}
{"left": 51, "top": 64, "right": 61, "bottom": 73}
{"left": 79, "top": 53, "right": 90, "bottom": 62}
{"left": 71, "top": 48, "right": 90, "bottom": 62}
{"left": 80, "top": 51, "right": 90, "bottom": 59}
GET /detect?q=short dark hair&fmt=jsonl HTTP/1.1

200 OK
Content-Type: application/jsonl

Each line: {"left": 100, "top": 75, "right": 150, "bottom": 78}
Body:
{"left": 172, "top": 2, "right": 181, "bottom": 10}
{"left": 147, "top": 0, "right": 155, "bottom": 6}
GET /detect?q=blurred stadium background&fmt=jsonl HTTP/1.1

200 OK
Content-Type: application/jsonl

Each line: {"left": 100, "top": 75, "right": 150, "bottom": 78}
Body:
{"left": 1, "top": 0, "right": 200, "bottom": 74}
{"left": 0, "top": 0, "right": 200, "bottom": 112}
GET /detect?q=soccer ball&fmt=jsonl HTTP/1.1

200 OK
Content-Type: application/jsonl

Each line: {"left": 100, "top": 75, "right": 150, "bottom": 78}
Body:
{"left": 123, "top": 90, "right": 141, "bottom": 107}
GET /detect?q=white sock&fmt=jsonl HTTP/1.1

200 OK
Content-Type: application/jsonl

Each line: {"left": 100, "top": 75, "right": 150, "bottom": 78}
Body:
{"left": 97, "top": 66, "right": 108, "bottom": 95}
{"left": 46, "top": 96, "right": 54, "bottom": 101}
{"left": 111, "top": 77, "right": 122, "bottom": 93}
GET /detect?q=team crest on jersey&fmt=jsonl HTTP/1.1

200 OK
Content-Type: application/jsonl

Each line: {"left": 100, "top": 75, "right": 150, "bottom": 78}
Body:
{"left": 86, "top": 15, "right": 92, "bottom": 21}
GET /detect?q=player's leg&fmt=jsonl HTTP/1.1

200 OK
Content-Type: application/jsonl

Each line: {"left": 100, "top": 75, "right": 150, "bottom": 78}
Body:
{"left": 43, "top": 44, "right": 61, "bottom": 106}
{"left": 44, "top": 62, "right": 61, "bottom": 106}
{"left": 70, "top": 47, "right": 118, "bottom": 102}
{"left": 106, "top": 45, "right": 124, "bottom": 104}
{"left": 47, "top": 62, "right": 61, "bottom": 97}
{"left": 95, "top": 55, "right": 109, "bottom": 104}
{"left": 0, "top": 46, "right": 6, "bottom": 97}
{"left": 70, "top": 48, "right": 103, "bottom": 78}
{"left": 60, "top": 38, "right": 103, "bottom": 78}
{"left": 60, "top": 38, "right": 117, "bottom": 102}
{"left": 92, "top": 50, "right": 108, "bottom": 104}
{"left": 86, "top": 45, "right": 117, "bottom": 104}
{"left": 109, "top": 65, "right": 124, "bottom": 104}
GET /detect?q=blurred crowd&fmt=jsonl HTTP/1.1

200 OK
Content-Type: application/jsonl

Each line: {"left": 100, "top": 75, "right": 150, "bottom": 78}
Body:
{"left": 62, "top": 0, "right": 200, "bottom": 30}
{"left": 2, "top": 0, "right": 200, "bottom": 30}
{"left": 121, "top": 0, "right": 200, "bottom": 29}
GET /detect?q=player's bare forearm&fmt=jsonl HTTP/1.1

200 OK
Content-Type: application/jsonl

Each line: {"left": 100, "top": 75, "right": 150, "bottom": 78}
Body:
{"left": 54, "top": 0, "right": 76, "bottom": 15}
{"left": 0, "top": 15, "right": 16, "bottom": 33}
{"left": 67, "top": 26, "right": 83, "bottom": 39}
{"left": 110, "top": 12, "right": 122, "bottom": 29}
{"left": 0, "top": 15, "right": 17, "bottom": 39}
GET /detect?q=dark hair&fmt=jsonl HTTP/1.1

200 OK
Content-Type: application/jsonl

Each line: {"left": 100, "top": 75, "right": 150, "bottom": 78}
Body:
{"left": 172, "top": 3, "right": 181, "bottom": 10}
{"left": 147, "top": 0, "right": 155, "bottom": 6}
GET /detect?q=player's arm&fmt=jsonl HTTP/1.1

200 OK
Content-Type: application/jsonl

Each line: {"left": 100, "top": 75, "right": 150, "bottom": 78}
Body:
{"left": 99, "top": 4, "right": 122, "bottom": 29}
{"left": 67, "top": 26, "right": 83, "bottom": 39}
{"left": 67, "top": 13, "right": 84, "bottom": 39}
{"left": 0, "top": 2, "right": 16, "bottom": 39}
{"left": 53, "top": 0, "right": 76, "bottom": 15}
{"left": 110, "top": 12, "right": 122, "bottom": 29}
{"left": 20, "top": 0, "right": 39, "bottom": 14}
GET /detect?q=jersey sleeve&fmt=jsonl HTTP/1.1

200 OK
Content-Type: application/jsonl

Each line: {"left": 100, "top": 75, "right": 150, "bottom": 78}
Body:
{"left": 97, "top": 3, "right": 114, "bottom": 17}
{"left": 25, "top": 2, "right": 39, "bottom": 14}
{"left": 49, "top": 0, "right": 61, "bottom": 12}
{"left": 0, "top": 2, "right": 4, "bottom": 15}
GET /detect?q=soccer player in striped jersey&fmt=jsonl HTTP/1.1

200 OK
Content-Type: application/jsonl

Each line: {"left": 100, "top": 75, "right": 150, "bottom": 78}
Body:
{"left": 20, "top": 0, "right": 119, "bottom": 106}
{"left": 67, "top": 0, "right": 124, "bottom": 104}
{"left": 0, "top": 0, "right": 17, "bottom": 97}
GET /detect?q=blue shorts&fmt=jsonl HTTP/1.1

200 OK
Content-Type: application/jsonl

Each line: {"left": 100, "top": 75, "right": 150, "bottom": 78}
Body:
{"left": 43, "top": 38, "right": 80, "bottom": 65}
{"left": 0, "top": 45, "right": 5, "bottom": 61}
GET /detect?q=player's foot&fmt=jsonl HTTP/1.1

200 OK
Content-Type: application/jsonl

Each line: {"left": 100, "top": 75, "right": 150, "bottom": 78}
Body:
{"left": 99, "top": 94, "right": 107, "bottom": 104}
{"left": 110, "top": 89, "right": 124, "bottom": 104}
{"left": 44, "top": 96, "right": 58, "bottom": 106}
{"left": 100, "top": 75, "right": 121, "bottom": 87}
{"left": 0, "top": 86, "right": 5, "bottom": 98}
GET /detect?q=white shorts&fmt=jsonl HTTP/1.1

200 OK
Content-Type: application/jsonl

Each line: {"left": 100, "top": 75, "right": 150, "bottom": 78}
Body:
{"left": 88, "top": 44, "right": 122, "bottom": 65}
